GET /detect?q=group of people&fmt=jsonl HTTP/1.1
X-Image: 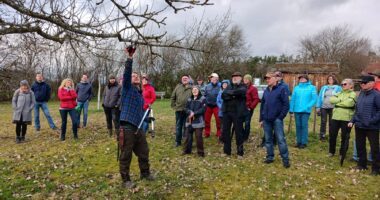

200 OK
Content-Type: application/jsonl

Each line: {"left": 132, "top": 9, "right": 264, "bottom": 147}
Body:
{"left": 170, "top": 72, "right": 261, "bottom": 158}
{"left": 11, "top": 45, "right": 380, "bottom": 188}
{"left": 12, "top": 73, "right": 92, "bottom": 142}
{"left": 170, "top": 69, "right": 380, "bottom": 173}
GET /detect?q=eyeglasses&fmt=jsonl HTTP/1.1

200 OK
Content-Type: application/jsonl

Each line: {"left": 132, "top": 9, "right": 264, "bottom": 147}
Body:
{"left": 341, "top": 83, "right": 348, "bottom": 86}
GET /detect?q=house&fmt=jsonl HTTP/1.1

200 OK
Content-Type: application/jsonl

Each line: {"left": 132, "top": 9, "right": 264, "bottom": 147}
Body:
{"left": 268, "top": 63, "right": 340, "bottom": 92}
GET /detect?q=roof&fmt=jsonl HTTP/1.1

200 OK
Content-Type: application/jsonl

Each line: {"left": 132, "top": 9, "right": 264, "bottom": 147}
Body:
{"left": 363, "top": 62, "right": 380, "bottom": 74}
{"left": 270, "top": 63, "right": 340, "bottom": 74}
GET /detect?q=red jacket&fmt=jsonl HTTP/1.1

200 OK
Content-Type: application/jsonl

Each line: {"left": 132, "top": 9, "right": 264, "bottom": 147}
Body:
{"left": 142, "top": 84, "right": 156, "bottom": 110}
{"left": 58, "top": 87, "right": 78, "bottom": 109}
{"left": 246, "top": 84, "right": 260, "bottom": 110}
{"left": 375, "top": 81, "right": 380, "bottom": 91}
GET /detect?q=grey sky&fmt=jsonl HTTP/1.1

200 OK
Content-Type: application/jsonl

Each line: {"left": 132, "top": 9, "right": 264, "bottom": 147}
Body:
{"left": 162, "top": 0, "right": 380, "bottom": 56}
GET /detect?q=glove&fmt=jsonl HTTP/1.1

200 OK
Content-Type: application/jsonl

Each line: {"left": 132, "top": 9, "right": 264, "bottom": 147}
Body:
{"left": 75, "top": 105, "right": 81, "bottom": 113}
{"left": 125, "top": 45, "right": 136, "bottom": 57}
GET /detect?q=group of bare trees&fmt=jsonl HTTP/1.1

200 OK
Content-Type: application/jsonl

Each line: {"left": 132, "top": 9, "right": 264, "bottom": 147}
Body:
{"left": 299, "top": 25, "right": 372, "bottom": 78}
{"left": 0, "top": 1, "right": 377, "bottom": 100}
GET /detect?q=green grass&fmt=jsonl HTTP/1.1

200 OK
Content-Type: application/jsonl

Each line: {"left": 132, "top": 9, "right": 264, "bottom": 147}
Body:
{"left": 0, "top": 100, "right": 379, "bottom": 199}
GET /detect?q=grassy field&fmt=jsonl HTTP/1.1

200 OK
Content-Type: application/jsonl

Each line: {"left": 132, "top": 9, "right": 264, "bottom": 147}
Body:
{"left": 0, "top": 100, "right": 379, "bottom": 199}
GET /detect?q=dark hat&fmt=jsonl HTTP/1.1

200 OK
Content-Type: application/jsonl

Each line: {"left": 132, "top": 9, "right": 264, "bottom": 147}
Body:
{"left": 298, "top": 74, "right": 309, "bottom": 81}
{"left": 231, "top": 72, "right": 242, "bottom": 77}
{"left": 359, "top": 75, "right": 375, "bottom": 83}
{"left": 109, "top": 74, "right": 116, "bottom": 79}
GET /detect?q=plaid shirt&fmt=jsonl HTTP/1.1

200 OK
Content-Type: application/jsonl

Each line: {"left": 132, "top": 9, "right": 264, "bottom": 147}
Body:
{"left": 119, "top": 58, "right": 144, "bottom": 127}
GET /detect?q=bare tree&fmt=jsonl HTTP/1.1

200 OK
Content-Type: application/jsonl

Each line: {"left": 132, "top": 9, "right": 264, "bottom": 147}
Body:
{"left": 299, "top": 25, "right": 371, "bottom": 78}
{"left": 0, "top": 0, "right": 212, "bottom": 55}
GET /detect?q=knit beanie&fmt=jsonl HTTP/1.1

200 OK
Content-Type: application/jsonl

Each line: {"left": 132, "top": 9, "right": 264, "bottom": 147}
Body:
{"left": 20, "top": 80, "right": 29, "bottom": 87}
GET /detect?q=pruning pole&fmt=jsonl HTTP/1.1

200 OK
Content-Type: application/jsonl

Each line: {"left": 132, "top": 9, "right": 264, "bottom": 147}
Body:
{"left": 313, "top": 80, "right": 319, "bottom": 134}
{"left": 97, "top": 74, "right": 101, "bottom": 110}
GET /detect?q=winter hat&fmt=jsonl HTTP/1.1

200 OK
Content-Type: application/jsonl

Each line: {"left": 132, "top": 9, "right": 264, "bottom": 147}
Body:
{"left": 221, "top": 79, "right": 230, "bottom": 85}
{"left": 20, "top": 80, "right": 29, "bottom": 87}
{"left": 359, "top": 75, "right": 375, "bottom": 83}
{"left": 231, "top": 72, "right": 242, "bottom": 77}
{"left": 109, "top": 74, "right": 116, "bottom": 79}
{"left": 298, "top": 74, "right": 309, "bottom": 81}
{"left": 243, "top": 74, "right": 253, "bottom": 82}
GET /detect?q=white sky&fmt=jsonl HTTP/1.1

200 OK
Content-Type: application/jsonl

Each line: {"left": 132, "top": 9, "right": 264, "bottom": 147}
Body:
{"left": 160, "top": 0, "right": 380, "bottom": 56}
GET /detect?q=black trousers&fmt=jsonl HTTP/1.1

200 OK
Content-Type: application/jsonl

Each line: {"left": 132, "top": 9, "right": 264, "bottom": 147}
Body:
{"left": 15, "top": 116, "right": 27, "bottom": 139}
{"left": 222, "top": 112, "right": 244, "bottom": 156}
{"left": 355, "top": 127, "right": 380, "bottom": 172}
{"left": 320, "top": 108, "right": 333, "bottom": 138}
{"left": 329, "top": 120, "right": 351, "bottom": 155}
{"left": 119, "top": 123, "right": 150, "bottom": 182}
{"left": 103, "top": 106, "right": 120, "bottom": 130}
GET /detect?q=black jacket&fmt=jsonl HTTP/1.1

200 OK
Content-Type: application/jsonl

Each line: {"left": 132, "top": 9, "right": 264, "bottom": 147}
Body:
{"left": 351, "top": 89, "right": 380, "bottom": 130}
{"left": 221, "top": 82, "right": 247, "bottom": 117}
{"left": 185, "top": 95, "right": 206, "bottom": 128}
{"left": 103, "top": 83, "right": 121, "bottom": 108}
{"left": 31, "top": 81, "right": 51, "bottom": 102}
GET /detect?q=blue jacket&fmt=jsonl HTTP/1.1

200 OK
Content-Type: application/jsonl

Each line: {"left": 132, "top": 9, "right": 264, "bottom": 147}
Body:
{"left": 31, "top": 81, "right": 51, "bottom": 102}
{"left": 216, "top": 80, "right": 230, "bottom": 117}
{"left": 290, "top": 82, "right": 317, "bottom": 113}
{"left": 76, "top": 82, "right": 93, "bottom": 102}
{"left": 260, "top": 84, "right": 289, "bottom": 122}
{"left": 351, "top": 89, "right": 380, "bottom": 130}
{"left": 316, "top": 85, "right": 342, "bottom": 108}
{"left": 278, "top": 80, "right": 291, "bottom": 96}
{"left": 204, "top": 82, "right": 221, "bottom": 107}
{"left": 120, "top": 59, "right": 144, "bottom": 127}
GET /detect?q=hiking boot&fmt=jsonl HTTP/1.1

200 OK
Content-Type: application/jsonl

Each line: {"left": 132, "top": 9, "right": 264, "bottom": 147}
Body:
{"left": 141, "top": 174, "right": 155, "bottom": 181}
{"left": 283, "top": 161, "right": 291, "bottom": 168}
{"left": 20, "top": 137, "right": 25, "bottom": 142}
{"left": 175, "top": 142, "right": 181, "bottom": 147}
{"left": 299, "top": 144, "right": 307, "bottom": 149}
{"left": 16, "top": 137, "right": 21, "bottom": 144}
{"left": 122, "top": 181, "right": 136, "bottom": 189}
{"left": 264, "top": 159, "right": 274, "bottom": 164}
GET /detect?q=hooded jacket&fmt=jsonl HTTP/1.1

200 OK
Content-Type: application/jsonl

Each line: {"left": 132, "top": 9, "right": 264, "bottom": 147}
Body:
{"left": 12, "top": 89, "right": 35, "bottom": 123}
{"left": 290, "top": 81, "right": 317, "bottom": 113}
{"left": 204, "top": 82, "right": 221, "bottom": 107}
{"left": 329, "top": 89, "right": 356, "bottom": 121}
{"left": 316, "top": 84, "right": 342, "bottom": 108}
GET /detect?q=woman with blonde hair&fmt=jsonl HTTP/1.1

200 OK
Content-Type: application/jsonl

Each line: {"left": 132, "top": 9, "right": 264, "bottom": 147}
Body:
{"left": 58, "top": 78, "right": 78, "bottom": 141}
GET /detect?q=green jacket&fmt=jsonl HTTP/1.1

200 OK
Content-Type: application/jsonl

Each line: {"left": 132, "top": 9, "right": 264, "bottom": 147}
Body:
{"left": 171, "top": 83, "right": 192, "bottom": 111}
{"left": 330, "top": 89, "right": 356, "bottom": 121}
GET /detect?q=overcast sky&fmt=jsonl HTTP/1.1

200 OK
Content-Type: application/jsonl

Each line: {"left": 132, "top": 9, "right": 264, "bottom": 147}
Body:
{"left": 161, "top": 0, "right": 380, "bottom": 56}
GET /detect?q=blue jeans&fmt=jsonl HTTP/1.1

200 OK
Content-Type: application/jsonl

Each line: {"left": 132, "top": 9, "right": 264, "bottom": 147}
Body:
{"left": 175, "top": 111, "right": 187, "bottom": 144}
{"left": 77, "top": 100, "right": 89, "bottom": 127}
{"left": 59, "top": 109, "right": 78, "bottom": 139}
{"left": 352, "top": 140, "right": 373, "bottom": 162}
{"left": 142, "top": 109, "right": 151, "bottom": 134}
{"left": 295, "top": 113, "right": 310, "bottom": 145}
{"left": 263, "top": 119, "right": 289, "bottom": 162}
{"left": 34, "top": 102, "right": 57, "bottom": 129}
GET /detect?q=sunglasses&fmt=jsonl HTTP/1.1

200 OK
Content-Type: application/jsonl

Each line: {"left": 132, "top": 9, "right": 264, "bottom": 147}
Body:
{"left": 341, "top": 83, "right": 348, "bottom": 86}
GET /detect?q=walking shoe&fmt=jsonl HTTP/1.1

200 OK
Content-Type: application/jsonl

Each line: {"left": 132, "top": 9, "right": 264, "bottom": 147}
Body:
{"left": 237, "top": 155, "right": 244, "bottom": 160}
{"left": 175, "top": 142, "right": 181, "bottom": 147}
{"left": 328, "top": 153, "right": 334, "bottom": 157}
{"left": 36, "top": 128, "right": 40, "bottom": 132}
{"left": 20, "top": 137, "right": 25, "bottom": 142}
{"left": 283, "top": 161, "right": 291, "bottom": 168}
{"left": 299, "top": 144, "right": 306, "bottom": 149}
{"left": 141, "top": 174, "right": 155, "bottom": 181}
{"left": 294, "top": 143, "right": 301, "bottom": 148}
{"left": 353, "top": 166, "right": 368, "bottom": 171}
{"left": 198, "top": 153, "right": 205, "bottom": 157}
{"left": 263, "top": 159, "right": 274, "bottom": 164}
{"left": 122, "top": 181, "right": 136, "bottom": 189}
{"left": 370, "top": 171, "right": 380, "bottom": 176}
{"left": 16, "top": 137, "right": 21, "bottom": 144}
